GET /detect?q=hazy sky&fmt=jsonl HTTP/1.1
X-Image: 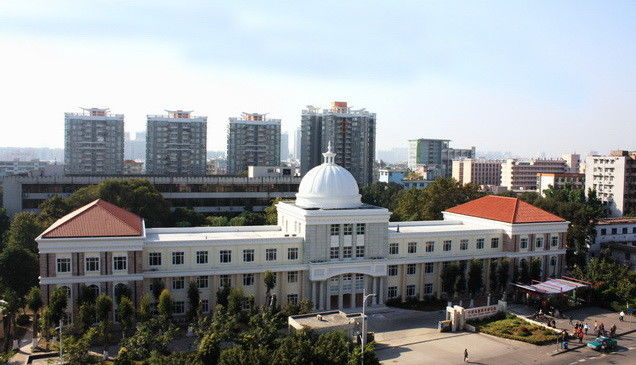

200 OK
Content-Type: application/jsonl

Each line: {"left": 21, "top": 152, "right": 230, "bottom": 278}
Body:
{"left": 0, "top": 1, "right": 634, "bottom": 156}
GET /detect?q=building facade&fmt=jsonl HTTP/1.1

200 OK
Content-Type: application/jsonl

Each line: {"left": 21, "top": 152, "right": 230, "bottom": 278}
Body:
{"left": 64, "top": 108, "right": 124, "bottom": 175}
{"left": 585, "top": 151, "right": 636, "bottom": 217}
{"left": 227, "top": 113, "right": 281, "bottom": 175}
{"left": 281, "top": 132, "right": 289, "bottom": 163}
{"left": 146, "top": 110, "right": 207, "bottom": 176}
{"left": 561, "top": 154, "right": 581, "bottom": 174}
{"left": 408, "top": 139, "right": 475, "bottom": 178}
{"left": 591, "top": 217, "right": 636, "bottom": 270}
{"left": 301, "top": 102, "right": 376, "bottom": 187}
{"left": 536, "top": 173, "right": 585, "bottom": 196}
{"left": 501, "top": 158, "right": 568, "bottom": 191}
{"left": 36, "top": 148, "right": 568, "bottom": 319}
{"left": 0, "top": 159, "right": 51, "bottom": 177}
{"left": 452, "top": 159, "right": 502, "bottom": 186}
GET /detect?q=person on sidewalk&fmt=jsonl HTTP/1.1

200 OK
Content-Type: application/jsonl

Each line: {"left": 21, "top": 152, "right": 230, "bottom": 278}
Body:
{"left": 584, "top": 323, "right": 589, "bottom": 335}
{"left": 594, "top": 320, "right": 598, "bottom": 331}
{"left": 578, "top": 331, "right": 584, "bottom": 343}
{"left": 610, "top": 324, "right": 617, "bottom": 338}
{"left": 619, "top": 311, "right": 625, "bottom": 322}
{"left": 464, "top": 348, "right": 469, "bottom": 362}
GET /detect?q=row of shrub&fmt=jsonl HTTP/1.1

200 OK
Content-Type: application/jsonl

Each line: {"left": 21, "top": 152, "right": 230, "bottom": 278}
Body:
{"left": 470, "top": 312, "right": 558, "bottom": 346}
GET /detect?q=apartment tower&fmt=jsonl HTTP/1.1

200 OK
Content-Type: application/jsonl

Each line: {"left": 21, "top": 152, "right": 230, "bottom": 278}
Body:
{"left": 227, "top": 113, "right": 281, "bottom": 175}
{"left": 585, "top": 150, "right": 636, "bottom": 216}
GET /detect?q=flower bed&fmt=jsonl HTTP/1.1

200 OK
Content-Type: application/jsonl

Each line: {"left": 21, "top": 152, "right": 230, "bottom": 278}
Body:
{"left": 470, "top": 312, "right": 558, "bottom": 345}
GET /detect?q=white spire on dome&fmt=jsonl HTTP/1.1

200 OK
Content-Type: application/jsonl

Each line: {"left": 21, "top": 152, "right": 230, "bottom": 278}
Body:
{"left": 323, "top": 141, "right": 336, "bottom": 164}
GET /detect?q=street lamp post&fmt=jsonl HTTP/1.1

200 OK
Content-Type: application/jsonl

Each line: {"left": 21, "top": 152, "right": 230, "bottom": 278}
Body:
{"left": 361, "top": 288, "right": 376, "bottom": 365}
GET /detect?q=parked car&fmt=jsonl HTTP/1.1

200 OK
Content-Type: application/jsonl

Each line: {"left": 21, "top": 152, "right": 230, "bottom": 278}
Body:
{"left": 587, "top": 336, "right": 617, "bottom": 351}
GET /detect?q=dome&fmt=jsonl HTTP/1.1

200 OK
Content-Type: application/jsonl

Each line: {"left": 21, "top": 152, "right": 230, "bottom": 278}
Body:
{"left": 296, "top": 143, "right": 362, "bottom": 209}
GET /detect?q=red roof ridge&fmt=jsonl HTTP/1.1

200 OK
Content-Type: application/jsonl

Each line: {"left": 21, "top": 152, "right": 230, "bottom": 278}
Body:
{"left": 94, "top": 199, "right": 142, "bottom": 233}
{"left": 512, "top": 197, "right": 520, "bottom": 222}
{"left": 444, "top": 195, "right": 566, "bottom": 224}
{"left": 40, "top": 199, "right": 101, "bottom": 237}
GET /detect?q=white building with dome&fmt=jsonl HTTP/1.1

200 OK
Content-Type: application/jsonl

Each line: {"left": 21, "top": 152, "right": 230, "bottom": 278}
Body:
{"left": 36, "top": 148, "right": 569, "bottom": 318}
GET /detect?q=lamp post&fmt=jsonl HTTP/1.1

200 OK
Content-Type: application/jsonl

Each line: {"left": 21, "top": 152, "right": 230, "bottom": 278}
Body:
{"left": 361, "top": 288, "right": 376, "bottom": 365}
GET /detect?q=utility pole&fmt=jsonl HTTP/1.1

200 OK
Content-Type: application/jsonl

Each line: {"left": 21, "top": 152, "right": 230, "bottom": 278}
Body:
{"left": 58, "top": 319, "right": 63, "bottom": 361}
{"left": 361, "top": 288, "right": 376, "bottom": 365}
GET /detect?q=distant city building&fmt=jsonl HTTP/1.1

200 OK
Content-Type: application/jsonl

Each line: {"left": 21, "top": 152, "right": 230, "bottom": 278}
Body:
{"left": 123, "top": 160, "right": 144, "bottom": 175}
{"left": 536, "top": 173, "right": 585, "bottom": 196}
{"left": 206, "top": 159, "right": 227, "bottom": 175}
{"left": 0, "top": 159, "right": 51, "bottom": 177}
{"left": 561, "top": 153, "right": 581, "bottom": 174}
{"left": 146, "top": 110, "right": 207, "bottom": 176}
{"left": 281, "top": 132, "right": 289, "bottom": 162}
{"left": 293, "top": 126, "right": 302, "bottom": 161}
{"left": 248, "top": 165, "right": 300, "bottom": 178}
{"left": 452, "top": 159, "right": 502, "bottom": 186}
{"left": 0, "top": 147, "right": 64, "bottom": 162}
{"left": 591, "top": 217, "right": 636, "bottom": 269}
{"left": 378, "top": 168, "right": 432, "bottom": 189}
{"left": 125, "top": 131, "right": 146, "bottom": 161}
{"left": 585, "top": 150, "right": 636, "bottom": 217}
{"left": 500, "top": 158, "right": 568, "bottom": 191}
{"left": 408, "top": 139, "right": 475, "bottom": 178}
{"left": 64, "top": 108, "right": 124, "bottom": 175}
{"left": 227, "top": 113, "right": 281, "bottom": 175}
{"left": 301, "top": 102, "right": 376, "bottom": 186}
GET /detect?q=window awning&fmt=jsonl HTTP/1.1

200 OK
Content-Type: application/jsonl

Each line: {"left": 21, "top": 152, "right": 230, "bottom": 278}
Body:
{"left": 511, "top": 277, "right": 589, "bottom": 295}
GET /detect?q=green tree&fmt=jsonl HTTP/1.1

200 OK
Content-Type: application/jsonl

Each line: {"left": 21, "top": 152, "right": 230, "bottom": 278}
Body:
{"left": 0, "top": 246, "right": 39, "bottom": 297}
{"left": 347, "top": 342, "right": 380, "bottom": 365}
{"left": 77, "top": 303, "right": 96, "bottom": 332}
{"left": 518, "top": 259, "right": 531, "bottom": 284}
{"left": 118, "top": 296, "right": 135, "bottom": 338}
{"left": 26, "top": 287, "right": 43, "bottom": 339}
{"left": 1, "top": 289, "right": 20, "bottom": 352}
{"left": 187, "top": 280, "right": 200, "bottom": 322}
{"left": 157, "top": 289, "right": 172, "bottom": 320}
{"left": 171, "top": 207, "right": 206, "bottom": 227}
{"left": 467, "top": 259, "right": 483, "bottom": 296}
{"left": 205, "top": 216, "right": 229, "bottom": 226}
{"left": 0, "top": 207, "right": 10, "bottom": 240}
{"left": 216, "top": 286, "right": 231, "bottom": 308}
{"left": 263, "top": 271, "right": 276, "bottom": 306}
{"left": 218, "top": 345, "right": 271, "bottom": 365}
{"left": 36, "top": 195, "right": 72, "bottom": 227}
{"left": 116, "top": 317, "right": 179, "bottom": 362}
{"left": 529, "top": 257, "right": 543, "bottom": 282}
{"left": 48, "top": 287, "right": 68, "bottom": 326}
{"left": 229, "top": 216, "right": 247, "bottom": 226}
{"left": 60, "top": 327, "right": 97, "bottom": 365}
{"left": 496, "top": 259, "right": 510, "bottom": 292}
{"left": 95, "top": 294, "right": 113, "bottom": 351}
{"left": 314, "top": 331, "right": 351, "bottom": 365}
{"left": 115, "top": 284, "right": 132, "bottom": 304}
{"left": 440, "top": 263, "right": 460, "bottom": 295}
{"left": 138, "top": 294, "right": 152, "bottom": 322}
{"left": 360, "top": 182, "right": 404, "bottom": 211}
{"left": 198, "top": 332, "right": 221, "bottom": 365}
{"left": 6, "top": 212, "right": 43, "bottom": 253}
{"left": 270, "top": 330, "right": 316, "bottom": 365}
{"left": 227, "top": 288, "right": 247, "bottom": 316}
{"left": 572, "top": 254, "right": 636, "bottom": 307}
{"left": 265, "top": 198, "right": 282, "bottom": 225}
{"left": 150, "top": 278, "right": 164, "bottom": 301}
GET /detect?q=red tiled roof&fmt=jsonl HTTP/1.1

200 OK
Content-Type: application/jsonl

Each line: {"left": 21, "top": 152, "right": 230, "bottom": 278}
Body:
{"left": 444, "top": 195, "right": 566, "bottom": 224}
{"left": 40, "top": 199, "right": 143, "bottom": 238}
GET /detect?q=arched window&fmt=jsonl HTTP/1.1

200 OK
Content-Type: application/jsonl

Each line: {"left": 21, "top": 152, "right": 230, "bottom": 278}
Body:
{"left": 114, "top": 283, "right": 130, "bottom": 303}
{"left": 88, "top": 284, "right": 100, "bottom": 298}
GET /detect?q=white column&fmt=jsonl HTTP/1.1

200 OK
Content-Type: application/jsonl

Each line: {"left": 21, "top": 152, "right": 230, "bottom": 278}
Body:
{"left": 378, "top": 277, "right": 384, "bottom": 305}
{"left": 338, "top": 275, "right": 343, "bottom": 309}
{"left": 372, "top": 276, "right": 377, "bottom": 304}
{"left": 311, "top": 281, "right": 316, "bottom": 310}
{"left": 320, "top": 281, "right": 326, "bottom": 311}
{"left": 350, "top": 276, "right": 356, "bottom": 308}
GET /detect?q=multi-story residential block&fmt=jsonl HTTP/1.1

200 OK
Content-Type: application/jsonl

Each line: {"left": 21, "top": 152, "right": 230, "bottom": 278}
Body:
{"left": 378, "top": 169, "right": 407, "bottom": 184}
{"left": 591, "top": 217, "right": 636, "bottom": 269}
{"left": 124, "top": 132, "right": 146, "bottom": 161}
{"left": 1, "top": 173, "right": 300, "bottom": 216}
{"left": 301, "top": 102, "right": 376, "bottom": 187}
{"left": 146, "top": 110, "right": 207, "bottom": 176}
{"left": 36, "top": 147, "right": 568, "bottom": 318}
{"left": 123, "top": 160, "right": 144, "bottom": 175}
{"left": 0, "top": 159, "right": 51, "bottom": 177}
{"left": 248, "top": 166, "right": 300, "bottom": 178}
{"left": 500, "top": 158, "right": 568, "bottom": 191}
{"left": 408, "top": 139, "right": 475, "bottom": 178}
{"left": 281, "top": 132, "right": 289, "bottom": 162}
{"left": 536, "top": 173, "right": 585, "bottom": 196}
{"left": 561, "top": 153, "right": 581, "bottom": 174}
{"left": 227, "top": 113, "right": 281, "bottom": 175}
{"left": 293, "top": 127, "right": 302, "bottom": 161}
{"left": 452, "top": 159, "right": 502, "bottom": 186}
{"left": 64, "top": 108, "right": 124, "bottom": 175}
{"left": 585, "top": 151, "right": 636, "bottom": 217}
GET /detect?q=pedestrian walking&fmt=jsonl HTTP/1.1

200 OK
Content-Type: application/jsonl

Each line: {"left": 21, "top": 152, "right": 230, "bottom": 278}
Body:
{"left": 569, "top": 316, "right": 573, "bottom": 325}
{"left": 594, "top": 320, "right": 598, "bottom": 331}
{"left": 610, "top": 324, "right": 617, "bottom": 338}
{"left": 619, "top": 311, "right": 625, "bottom": 322}
{"left": 584, "top": 323, "right": 589, "bottom": 335}
{"left": 578, "top": 331, "right": 584, "bottom": 343}
{"left": 464, "top": 348, "right": 469, "bottom": 362}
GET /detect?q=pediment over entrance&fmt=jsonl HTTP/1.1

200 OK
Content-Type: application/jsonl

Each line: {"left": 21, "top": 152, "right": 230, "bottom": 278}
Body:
{"left": 309, "top": 262, "right": 387, "bottom": 281}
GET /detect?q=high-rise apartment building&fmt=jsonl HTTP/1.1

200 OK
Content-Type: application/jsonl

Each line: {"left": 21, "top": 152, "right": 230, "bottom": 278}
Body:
{"left": 125, "top": 131, "right": 146, "bottom": 161}
{"left": 227, "top": 113, "right": 281, "bottom": 175}
{"left": 452, "top": 159, "right": 502, "bottom": 186}
{"left": 408, "top": 139, "right": 475, "bottom": 178}
{"left": 300, "top": 102, "right": 376, "bottom": 186}
{"left": 536, "top": 173, "right": 585, "bottom": 196}
{"left": 561, "top": 153, "right": 581, "bottom": 173}
{"left": 294, "top": 127, "right": 302, "bottom": 161}
{"left": 585, "top": 150, "right": 636, "bottom": 216}
{"left": 146, "top": 110, "right": 207, "bottom": 176}
{"left": 281, "top": 131, "right": 289, "bottom": 162}
{"left": 501, "top": 158, "right": 568, "bottom": 191}
{"left": 64, "top": 108, "right": 124, "bottom": 175}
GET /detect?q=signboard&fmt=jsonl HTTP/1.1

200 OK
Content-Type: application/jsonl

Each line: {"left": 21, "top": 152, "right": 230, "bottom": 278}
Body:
{"left": 464, "top": 305, "right": 498, "bottom": 319}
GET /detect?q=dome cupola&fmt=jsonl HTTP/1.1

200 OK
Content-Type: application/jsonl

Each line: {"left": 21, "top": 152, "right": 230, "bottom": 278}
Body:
{"left": 295, "top": 142, "right": 362, "bottom": 209}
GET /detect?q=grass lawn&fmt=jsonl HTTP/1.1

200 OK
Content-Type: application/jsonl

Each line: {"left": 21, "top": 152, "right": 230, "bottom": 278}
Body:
{"left": 471, "top": 313, "right": 559, "bottom": 345}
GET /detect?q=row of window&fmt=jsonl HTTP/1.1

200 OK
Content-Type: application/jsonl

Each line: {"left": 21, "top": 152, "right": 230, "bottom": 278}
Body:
{"left": 330, "top": 224, "right": 366, "bottom": 236}
{"left": 389, "top": 238, "right": 499, "bottom": 255}
{"left": 599, "top": 227, "right": 636, "bottom": 236}
{"left": 149, "top": 247, "right": 299, "bottom": 266}
{"left": 519, "top": 236, "right": 559, "bottom": 249}
{"left": 330, "top": 246, "right": 365, "bottom": 259}
{"left": 387, "top": 283, "right": 433, "bottom": 298}
{"left": 388, "top": 263, "right": 434, "bottom": 276}
{"left": 169, "top": 271, "right": 300, "bottom": 291}
{"left": 57, "top": 256, "right": 127, "bottom": 274}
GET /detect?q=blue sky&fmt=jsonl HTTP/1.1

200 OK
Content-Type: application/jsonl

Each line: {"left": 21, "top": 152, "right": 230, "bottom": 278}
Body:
{"left": 0, "top": 0, "right": 634, "bottom": 156}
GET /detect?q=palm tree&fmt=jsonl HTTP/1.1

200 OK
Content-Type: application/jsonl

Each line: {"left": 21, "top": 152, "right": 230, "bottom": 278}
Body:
{"left": 26, "top": 287, "right": 43, "bottom": 346}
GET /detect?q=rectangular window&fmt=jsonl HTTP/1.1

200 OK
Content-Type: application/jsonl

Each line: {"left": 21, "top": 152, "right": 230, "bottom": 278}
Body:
{"left": 520, "top": 238, "right": 528, "bottom": 249}
{"left": 220, "top": 274, "right": 231, "bottom": 287}
{"left": 600, "top": 228, "right": 607, "bottom": 235}
{"left": 633, "top": 227, "right": 636, "bottom": 234}
{"left": 355, "top": 245, "right": 365, "bottom": 257}
{"left": 424, "top": 283, "right": 433, "bottom": 295}
{"left": 444, "top": 241, "right": 452, "bottom": 251}
{"left": 551, "top": 236, "right": 559, "bottom": 247}
{"left": 287, "top": 271, "right": 298, "bottom": 283}
{"left": 343, "top": 224, "right": 353, "bottom": 235}
{"left": 113, "top": 256, "right": 127, "bottom": 271}
{"left": 196, "top": 251, "right": 208, "bottom": 264}
{"left": 389, "top": 243, "right": 399, "bottom": 255}
{"left": 491, "top": 238, "right": 499, "bottom": 248}
{"left": 243, "top": 249, "right": 255, "bottom": 262}
{"left": 406, "top": 285, "right": 416, "bottom": 297}
{"left": 330, "top": 247, "right": 340, "bottom": 259}
{"left": 330, "top": 224, "right": 340, "bottom": 236}
{"left": 356, "top": 223, "right": 366, "bottom": 235}
{"left": 201, "top": 299, "right": 209, "bottom": 313}
{"left": 172, "top": 252, "right": 184, "bottom": 265}
{"left": 426, "top": 241, "right": 434, "bottom": 252}
{"left": 535, "top": 237, "right": 543, "bottom": 248}
{"left": 388, "top": 265, "right": 398, "bottom": 276}
{"left": 460, "top": 240, "right": 468, "bottom": 251}
{"left": 265, "top": 248, "right": 277, "bottom": 261}
{"left": 172, "top": 277, "right": 185, "bottom": 290}
{"left": 343, "top": 246, "right": 352, "bottom": 258}
{"left": 85, "top": 257, "right": 99, "bottom": 272}
{"left": 149, "top": 252, "right": 161, "bottom": 266}
{"left": 243, "top": 273, "right": 254, "bottom": 286}
{"left": 197, "top": 276, "right": 209, "bottom": 289}
{"left": 287, "top": 294, "right": 299, "bottom": 305}
{"left": 388, "top": 286, "right": 398, "bottom": 298}
{"left": 407, "top": 264, "right": 416, "bottom": 275}
{"left": 287, "top": 247, "right": 298, "bottom": 260}
{"left": 476, "top": 239, "right": 485, "bottom": 250}
{"left": 172, "top": 301, "right": 185, "bottom": 314}
{"left": 622, "top": 227, "right": 628, "bottom": 234}
{"left": 425, "top": 262, "right": 434, "bottom": 273}
{"left": 611, "top": 228, "right": 617, "bottom": 235}
{"left": 220, "top": 250, "right": 232, "bottom": 263}
{"left": 408, "top": 242, "right": 417, "bottom": 254}
{"left": 57, "top": 258, "right": 71, "bottom": 273}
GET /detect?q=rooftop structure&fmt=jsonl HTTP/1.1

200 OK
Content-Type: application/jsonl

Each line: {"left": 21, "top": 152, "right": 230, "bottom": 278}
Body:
{"left": 227, "top": 113, "right": 281, "bottom": 175}
{"left": 445, "top": 195, "right": 566, "bottom": 224}
{"left": 408, "top": 139, "right": 475, "bottom": 178}
{"left": 585, "top": 150, "right": 636, "bottom": 217}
